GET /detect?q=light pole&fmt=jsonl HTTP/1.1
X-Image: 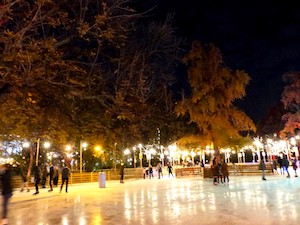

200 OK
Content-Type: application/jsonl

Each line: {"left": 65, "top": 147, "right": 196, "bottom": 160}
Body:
{"left": 95, "top": 146, "right": 102, "bottom": 170}
{"left": 132, "top": 147, "right": 136, "bottom": 168}
{"left": 36, "top": 138, "right": 40, "bottom": 166}
{"left": 35, "top": 139, "right": 50, "bottom": 166}
{"left": 160, "top": 145, "right": 164, "bottom": 167}
{"left": 80, "top": 141, "right": 87, "bottom": 173}
{"left": 138, "top": 143, "right": 143, "bottom": 168}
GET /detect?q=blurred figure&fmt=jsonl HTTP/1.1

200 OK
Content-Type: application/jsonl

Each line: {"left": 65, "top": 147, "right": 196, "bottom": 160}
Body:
{"left": 211, "top": 158, "right": 219, "bottom": 185}
{"left": 292, "top": 158, "right": 298, "bottom": 177}
{"left": 277, "top": 156, "right": 284, "bottom": 175}
{"left": 53, "top": 165, "right": 59, "bottom": 187}
{"left": 157, "top": 162, "right": 163, "bottom": 179}
{"left": 0, "top": 163, "right": 12, "bottom": 225}
{"left": 272, "top": 155, "right": 279, "bottom": 175}
{"left": 120, "top": 163, "right": 125, "bottom": 183}
{"left": 48, "top": 163, "right": 54, "bottom": 192}
{"left": 18, "top": 164, "right": 30, "bottom": 192}
{"left": 167, "top": 163, "right": 174, "bottom": 178}
{"left": 282, "top": 155, "right": 290, "bottom": 178}
{"left": 41, "top": 165, "right": 48, "bottom": 188}
{"left": 60, "top": 164, "right": 70, "bottom": 193}
{"left": 222, "top": 159, "right": 229, "bottom": 184}
{"left": 142, "top": 167, "right": 147, "bottom": 179}
{"left": 33, "top": 165, "right": 41, "bottom": 195}
{"left": 259, "top": 160, "right": 267, "bottom": 180}
{"left": 148, "top": 165, "right": 154, "bottom": 179}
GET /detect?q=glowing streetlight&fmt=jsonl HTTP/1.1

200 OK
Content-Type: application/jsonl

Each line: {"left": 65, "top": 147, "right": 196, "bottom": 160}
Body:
{"left": 80, "top": 141, "right": 88, "bottom": 173}
{"left": 132, "top": 147, "right": 136, "bottom": 168}
{"left": 138, "top": 143, "right": 143, "bottom": 168}
{"left": 22, "top": 142, "right": 30, "bottom": 148}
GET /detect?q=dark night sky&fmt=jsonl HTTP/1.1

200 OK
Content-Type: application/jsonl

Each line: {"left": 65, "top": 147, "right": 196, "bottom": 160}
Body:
{"left": 138, "top": 0, "right": 300, "bottom": 122}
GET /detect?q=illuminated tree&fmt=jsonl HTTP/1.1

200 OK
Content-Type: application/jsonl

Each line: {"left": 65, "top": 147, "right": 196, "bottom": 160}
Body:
{"left": 175, "top": 41, "right": 256, "bottom": 151}
{"left": 281, "top": 72, "right": 300, "bottom": 137}
{"left": 0, "top": 0, "right": 182, "bottom": 169}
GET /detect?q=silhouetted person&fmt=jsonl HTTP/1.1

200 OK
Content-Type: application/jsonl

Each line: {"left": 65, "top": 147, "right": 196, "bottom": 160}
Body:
{"left": 157, "top": 162, "right": 163, "bottom": 179}
{"left": 33, "top": 165, "right": 41, "bottom": 195}
{"left": 259, "top": 160, "right": 267, "bottom": 180}
{"left": 1, "top": 163, "right": 12, "bottom": 225}
{"left": 167, "top": 163, "right": 174, "bottom": 178}
{"left": 19, "top": 164, "right": 30, "bottom": 192}
{"left": 120, "top": 163, "right": 125, "bottom": 183}
{"left": 48, "top": 163, "right": 54, "bottom": 191}
{"left": 292, "top": 158, "right": 298, "bottom": 177}
{"left": 53, "top": 165, "right": 59, "bottom": 187}
{"left": 41, "top": 165, "right": 48, "bottom": 188}
{"left": 148, "top": 165, "right": 154, "bottom": 179}
{"left": 60, "top": 165, "right": 70, "bottom": 193}
{"left": 222, "top": 159, "right": 229, "bottom": 184}
{"left": 211, "top": 158, "right": 219, "bottom": 185}
{"left": 282, "top": 155, "right": 290, "bottom": 178}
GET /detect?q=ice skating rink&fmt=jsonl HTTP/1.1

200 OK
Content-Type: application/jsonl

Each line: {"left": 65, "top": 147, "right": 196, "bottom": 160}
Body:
{"left": 4, "top": 175, "right": 300, "bottom": 225}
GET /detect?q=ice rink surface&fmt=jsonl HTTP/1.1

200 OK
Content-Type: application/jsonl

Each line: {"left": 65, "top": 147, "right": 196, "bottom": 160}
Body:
{"left": 3, "top": 174, "right": 300, "bottom": 225}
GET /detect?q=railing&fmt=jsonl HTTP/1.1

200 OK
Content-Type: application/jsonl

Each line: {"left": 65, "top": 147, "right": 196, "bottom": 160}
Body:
{"left": 175, "top": 163, "right": 273, "bottom": 178}
{"left": 11, "top": 168, "right": 144, "bottom": 189}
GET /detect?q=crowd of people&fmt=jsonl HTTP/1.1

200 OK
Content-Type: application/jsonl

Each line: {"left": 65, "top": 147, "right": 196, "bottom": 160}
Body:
{"left": 211, "top": 158, "right": 229, "bottom": 185}
{"left": 142, "top": 162, "right": 174, "bottom": 179}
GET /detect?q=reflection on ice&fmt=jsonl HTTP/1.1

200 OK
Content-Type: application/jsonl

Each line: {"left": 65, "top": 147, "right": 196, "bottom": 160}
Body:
{"left": 6, "top": 176, "right": 300, "bottom": 225}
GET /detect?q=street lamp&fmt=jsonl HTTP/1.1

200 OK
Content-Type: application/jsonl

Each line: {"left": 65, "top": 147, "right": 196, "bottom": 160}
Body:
{"left": 138, "top": 143, "right": 143, "bottom": 168}
{"left": 80, "top": 141, "right": 88, "bottom": 173}
{"left": 35, "top": 139, "right": 51, "bottom": 166}
{"left": 95, "top": 146, "right": 102, "bottom": 170}
{"left": 132, "top": 147, "right": 136, "bottom": 168}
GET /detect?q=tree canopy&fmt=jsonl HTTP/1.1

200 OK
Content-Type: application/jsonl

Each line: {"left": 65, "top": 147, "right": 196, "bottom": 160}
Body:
{"left": 281, "top": 72, "right": 300, "bottom": 137}
{"left": 175, "top": 41, "right": 256, "bottom": 148}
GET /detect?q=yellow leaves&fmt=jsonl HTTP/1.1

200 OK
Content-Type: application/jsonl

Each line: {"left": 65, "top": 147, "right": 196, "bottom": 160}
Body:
{"left": 77, "top": 22, "right": 90, "bottom": 36}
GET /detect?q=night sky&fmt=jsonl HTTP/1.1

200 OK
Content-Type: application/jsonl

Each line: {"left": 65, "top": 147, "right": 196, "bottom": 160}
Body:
{"left": 138, "top": 0, "right": 300, "bottom": 123}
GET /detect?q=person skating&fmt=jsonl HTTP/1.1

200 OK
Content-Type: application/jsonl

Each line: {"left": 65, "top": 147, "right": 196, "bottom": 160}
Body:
{"left": 33, "top": 165, "right": 41, "bottom": 195}
{"left": 120, "top": 163, "right": 125, "bottom": 183}
{"left": 48, "top": 163, "right": 54, "bottom": 192}
{"left": 0, "top": 163, "right": 13, "bottom": 225}
{"left": 60, "top": 164, "right": 70, "bottom": 193}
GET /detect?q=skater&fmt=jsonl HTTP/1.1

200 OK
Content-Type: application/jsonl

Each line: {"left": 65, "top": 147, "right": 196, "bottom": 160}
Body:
{"left": 1, "top": 163, "right": 12, "bottom": 225}
{"left": 60, "top": 165, "right": 70, "bottom": 193}
{"left": 120, "top": 163, "right": 125, "bottom": 183}
{"left": 33, "top": 165, "right": 41, "bottom": 195}
{"left": 167, "top": 163, "right": 174, "bottom": 178}
{"left": 259, "top": 159, "right": 267, "bottom": 180}
{"left": 48, "top": 163, "right": 54, "bottom": 191}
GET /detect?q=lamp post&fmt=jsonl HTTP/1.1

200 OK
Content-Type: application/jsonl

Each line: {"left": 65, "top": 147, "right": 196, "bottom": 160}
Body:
{"left": 80, "top": 141, "right": 87, "bottom": 173}
{"left": 132, "top": 147, "right": 136, "bottom": 168}
{"left": 35, "top": 139, "right": 50, "bottom": 166}
{"left": 36, "top": 138, "right": 40, "bottom": 166}
{"left": 160, "top": 145, "right": 164, "bottom": 167}
{"left": 95, "top": 146, "right": 102, "bottom": 170}
{"left": 138, "top": 143, "right": 143, "bottom": 168}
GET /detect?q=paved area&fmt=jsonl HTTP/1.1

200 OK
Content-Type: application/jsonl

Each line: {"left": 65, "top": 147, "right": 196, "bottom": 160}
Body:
{"left": 3, "top": 174, "right": 300, "bottom": 225}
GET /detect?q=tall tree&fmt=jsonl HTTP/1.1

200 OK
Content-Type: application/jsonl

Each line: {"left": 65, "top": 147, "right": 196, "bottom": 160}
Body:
{"left": 0, "top": 0, "right": 183, "bottom": 166}
{"left": 175, "top": 41, "right": 256, "bottom": 150}
{"left": 280, "top": 72, "right": 300, "bottom": 137}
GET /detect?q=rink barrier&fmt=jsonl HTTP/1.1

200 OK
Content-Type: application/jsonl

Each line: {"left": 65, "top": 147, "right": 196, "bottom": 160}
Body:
{"left": 11, "top": 168, "right": 144, "bottom": 188}
{"left": 174, "top": 163, "right": 273, "bottom": 178}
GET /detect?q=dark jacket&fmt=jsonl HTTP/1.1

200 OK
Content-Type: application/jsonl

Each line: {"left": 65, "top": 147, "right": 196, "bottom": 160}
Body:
{"left": 1, "top": 165, "right": 12, "bottom": 196}
{"left": 49, "top": 166, "right": 54, "bottom": 179}
{"left": 34, "top": 166, "right": 41, "bottom": 183}
{"left": 61, "top": 167, "right": 70, "bottom": 179}
{"left": 120, "top": 165, "right": 125, "bottom": 175}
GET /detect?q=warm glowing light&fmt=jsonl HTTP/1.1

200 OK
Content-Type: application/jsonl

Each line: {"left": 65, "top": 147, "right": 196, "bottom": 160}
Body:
{"left": 82, "top": 142, "right": 88, "bottom": 148}
{"left": 22, "top": 142, "right": 30, "bottom": 148}
{"left": 44, "top": 142, "right": 51, "bottom": 148}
